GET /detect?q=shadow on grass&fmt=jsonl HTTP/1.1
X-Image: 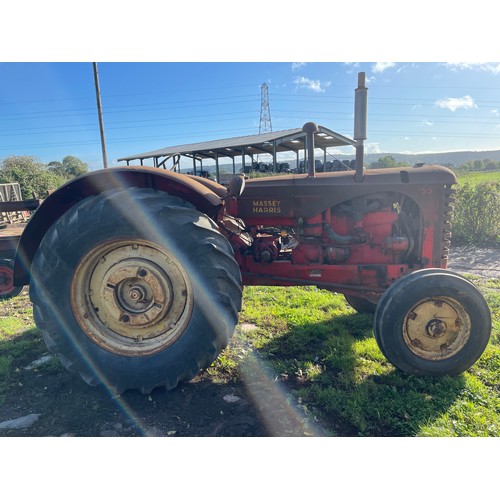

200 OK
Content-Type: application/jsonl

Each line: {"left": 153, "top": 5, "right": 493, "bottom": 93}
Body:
{"left": 0, "top": 316, "right": 467, "bottom": 438}
{"left": 254, "top": 311, "right": 467, "bottom": 437}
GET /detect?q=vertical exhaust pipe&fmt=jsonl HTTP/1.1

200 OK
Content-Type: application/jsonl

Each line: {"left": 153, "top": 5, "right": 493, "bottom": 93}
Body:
{"left": 354, "top": 72, "right": 368, "bottom": 182}
{"left": 302, "top": 121, "right": 319, "bottom": 178}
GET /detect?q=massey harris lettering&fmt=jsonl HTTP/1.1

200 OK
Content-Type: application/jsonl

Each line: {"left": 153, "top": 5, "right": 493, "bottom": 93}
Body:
{"left": 252, "top": 199, "right": 282, "bottom": 214}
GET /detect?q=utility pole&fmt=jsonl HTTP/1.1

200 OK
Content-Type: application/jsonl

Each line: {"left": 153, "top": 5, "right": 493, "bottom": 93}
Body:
{"left": 93, "top": 62, "right": 109, "bottom": 169}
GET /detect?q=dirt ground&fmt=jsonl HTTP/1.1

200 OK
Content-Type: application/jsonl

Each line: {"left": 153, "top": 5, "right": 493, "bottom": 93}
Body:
{"left": 0, "top": 347, "right": 323, "bottom": 437}
{"left": 447, "top": 245, "right": 500, "bottom": 280}
{"left": 0, "top": 245, "right": 498, "bottom": 437}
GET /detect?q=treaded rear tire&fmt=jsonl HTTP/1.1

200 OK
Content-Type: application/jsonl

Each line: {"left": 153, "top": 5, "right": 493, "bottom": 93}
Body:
{"left": 30, "top": 188, "right": 242, "bottom": 394}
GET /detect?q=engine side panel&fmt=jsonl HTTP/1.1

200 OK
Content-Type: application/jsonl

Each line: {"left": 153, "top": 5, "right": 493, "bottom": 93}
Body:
{"left": 233, "top": 165, "right": 456, "bottom": 296}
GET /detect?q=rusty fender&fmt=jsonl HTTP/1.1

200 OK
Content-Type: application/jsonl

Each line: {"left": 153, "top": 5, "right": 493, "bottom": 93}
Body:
{"left": 14, "top": 167, "right": 227, "bottom": 286}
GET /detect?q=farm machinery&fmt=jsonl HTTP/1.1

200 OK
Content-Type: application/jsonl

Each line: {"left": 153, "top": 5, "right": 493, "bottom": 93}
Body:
{"left": 0, "top": 183, "right": 40, "bottom": 299}
{"left": 7, "top": 73, "right": 491, "bottom": 394}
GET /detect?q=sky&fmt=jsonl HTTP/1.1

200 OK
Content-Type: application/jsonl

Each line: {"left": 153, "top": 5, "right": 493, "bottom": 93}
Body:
{"left": 1, "top": 61, "right": 499, "bottom": 170}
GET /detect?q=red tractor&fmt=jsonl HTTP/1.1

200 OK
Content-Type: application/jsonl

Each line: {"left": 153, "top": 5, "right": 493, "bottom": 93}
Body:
{"left": 11, "top": 74, "right": 491, "bottom": 394}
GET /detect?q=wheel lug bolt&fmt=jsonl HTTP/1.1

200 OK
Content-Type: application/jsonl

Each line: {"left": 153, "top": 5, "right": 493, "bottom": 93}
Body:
{"left": 120, "top": 314, "right": 130, "bottom": 323}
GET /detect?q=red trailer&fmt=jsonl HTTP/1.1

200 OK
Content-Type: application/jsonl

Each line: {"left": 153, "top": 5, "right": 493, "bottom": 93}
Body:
{"left": 0, "top": 198, "right": 40, "bottom": 299}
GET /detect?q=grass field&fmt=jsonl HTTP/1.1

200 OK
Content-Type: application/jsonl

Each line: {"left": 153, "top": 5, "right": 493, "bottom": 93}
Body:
{"left": 456, "top": 170, "right": 500, "bottom": 185}
{"left": 1, "top": 275, "right": 499, "bottom": 436}
{"left": 219, "top": 278, "right": 500, "bottom": 436}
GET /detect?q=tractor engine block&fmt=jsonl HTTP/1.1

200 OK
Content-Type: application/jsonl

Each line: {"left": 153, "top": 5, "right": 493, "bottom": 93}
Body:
{"left": 250, "top": 194, "right": 413, "bottom": 267}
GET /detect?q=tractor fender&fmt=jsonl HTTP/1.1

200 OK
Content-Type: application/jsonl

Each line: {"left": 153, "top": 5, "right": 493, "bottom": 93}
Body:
{"left": 14, "top": 166, "right": 227, "bottom": 286}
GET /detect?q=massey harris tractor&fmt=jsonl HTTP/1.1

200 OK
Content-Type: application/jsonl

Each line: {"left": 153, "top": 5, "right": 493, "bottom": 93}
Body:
{"left": 11, "top": 74, "right": 491, "bottom": 394}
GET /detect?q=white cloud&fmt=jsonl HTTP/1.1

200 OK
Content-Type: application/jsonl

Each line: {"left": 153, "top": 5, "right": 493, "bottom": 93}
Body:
{"left": 294, "top": 76, "right": 331, "bottom": 93}
{"left": 372, "top": 62, "right": 396, "bottom": 73}
{"left": 420, "top": 119, "right": 434, "bottom": 126}
{"left": 291, "top": 62, "right": 306, "bottom": 71}
{"left": 492, "top": 109, "right": 499, "bottom": 117}
{"left": 445, "top": 62, "right": 500, "bottom": 74}
{"left": 435, "top": 95, "right": 477, "bottom": 112}
{"left": 343, "top": 62, "right": 360, "bottom": 74}
{"left": 366, "top": 143, "right": 382, "bottom": 154}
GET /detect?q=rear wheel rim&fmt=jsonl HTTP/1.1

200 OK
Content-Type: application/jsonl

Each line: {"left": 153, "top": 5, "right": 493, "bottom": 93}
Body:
{"left": 402, "top": 296, "right": 471, "bottom": 361}
{"left": 71, "top": 239, "right": 193, "bottom": 357}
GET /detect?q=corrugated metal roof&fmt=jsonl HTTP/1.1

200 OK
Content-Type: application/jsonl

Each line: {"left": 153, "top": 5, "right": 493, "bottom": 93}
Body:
{"left": 117, "top": 124, "right": 355, "bottom": 163}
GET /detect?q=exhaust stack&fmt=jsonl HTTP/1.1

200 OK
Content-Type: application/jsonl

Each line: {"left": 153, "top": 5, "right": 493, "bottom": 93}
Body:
{"left": 354, "top": 72, "right": 368, "bottom": 182}
{"left": 302, "top": 121, "right": 319, "bottom": 178}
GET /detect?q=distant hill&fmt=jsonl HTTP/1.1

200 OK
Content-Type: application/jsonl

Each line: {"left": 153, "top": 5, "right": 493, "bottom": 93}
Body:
{"left": 360, "top": 150, "right": 500, "bottom": 168}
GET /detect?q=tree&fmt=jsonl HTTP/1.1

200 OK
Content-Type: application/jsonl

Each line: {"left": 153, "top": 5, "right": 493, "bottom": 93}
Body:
{"left": 378, "top": 156, "right": 397, "bottom": 168}
{"left": 62, "top": 155, "right": 88, "bottom": 177}
{"left": 473, "top": 160, "right": 484, "bottom": 171}
{"left": 47, "top": 161, "right": 65, "bottom": 178}
{"left": 48, "top": 155, "right": 88, "bottom": 179}
{"left": 368, "top": 155, "right": 409, "bottom": 169}
{"left": 0, "top": 156, "right": 66, "bottom": 199}
{"left": 484, "top": 159, "right": 499, "bottom": 171}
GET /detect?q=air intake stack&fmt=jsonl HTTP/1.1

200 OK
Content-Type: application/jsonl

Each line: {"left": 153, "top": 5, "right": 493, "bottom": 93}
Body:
{"left": 354, "top": 72, "right": 368, "bottom": 182}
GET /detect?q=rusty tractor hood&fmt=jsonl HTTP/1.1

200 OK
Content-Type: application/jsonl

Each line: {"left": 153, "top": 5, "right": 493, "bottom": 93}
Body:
{"left": 237, "top": 165, "right": 457, "bottom": 219}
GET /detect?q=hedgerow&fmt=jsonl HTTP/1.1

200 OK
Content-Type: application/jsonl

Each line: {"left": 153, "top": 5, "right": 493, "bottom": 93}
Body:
{"left": 452, "top": 181, "right": 500, "bottom": 247}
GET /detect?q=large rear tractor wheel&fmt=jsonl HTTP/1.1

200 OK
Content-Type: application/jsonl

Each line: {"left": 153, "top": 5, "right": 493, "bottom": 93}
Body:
{"left": 30, "top": 188, "right": 242, "bottom": 394}
{"left": 374, "top": 269, "right": 491, "bottom": 376}
{"left": 0, "top": 259, "right": 26, "bottom": 300}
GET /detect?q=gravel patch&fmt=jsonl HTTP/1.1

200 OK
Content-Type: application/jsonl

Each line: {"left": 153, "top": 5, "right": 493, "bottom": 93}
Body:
{"left": 448, "top": 246, "right": 500, "bottom": 279}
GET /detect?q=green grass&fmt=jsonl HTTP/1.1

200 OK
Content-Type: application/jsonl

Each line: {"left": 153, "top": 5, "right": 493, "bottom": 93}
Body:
{"left": 0, "top": 292, "right": 41, "bottom": 404}
{"left": 217, "top": 281, "right": 500, "bottom": 436}
{"left": 456, "top": 170, "right": 500, "bottom": 186}
{"left": 2, "top": 281, "right": 500, "bottom": 436}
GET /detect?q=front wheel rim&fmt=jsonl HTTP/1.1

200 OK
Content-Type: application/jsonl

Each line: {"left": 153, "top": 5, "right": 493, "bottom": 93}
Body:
{"left": 403, "top": 296, "right": 471, "bottom": 361}
{"left": 71, "top": 239, "right": 193, "bottom": 357}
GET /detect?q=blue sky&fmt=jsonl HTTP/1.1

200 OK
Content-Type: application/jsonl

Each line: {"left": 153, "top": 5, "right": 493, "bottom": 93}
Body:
{"left": 1, "top": 1, "right": 499, "bottom": 171}
{"left": 1, "top": 62, "right": 499, "bottom": 170}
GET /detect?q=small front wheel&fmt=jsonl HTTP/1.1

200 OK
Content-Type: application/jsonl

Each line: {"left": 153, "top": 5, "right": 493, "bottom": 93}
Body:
{"left": 374, "top": 269, "right": 491, "bottom": 376}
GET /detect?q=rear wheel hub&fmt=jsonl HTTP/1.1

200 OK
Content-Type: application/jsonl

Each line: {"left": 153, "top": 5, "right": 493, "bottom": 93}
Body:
{"left": 71, "top": 239, "right": 193, "bottom": 356}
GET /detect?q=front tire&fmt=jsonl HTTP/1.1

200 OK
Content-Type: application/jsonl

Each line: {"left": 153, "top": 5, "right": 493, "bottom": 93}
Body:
{"left": 374, "top": 269, "right": 491, "bottom": 376}
{"left": 30, "top": 188, "right": 242, "bottom": 393}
